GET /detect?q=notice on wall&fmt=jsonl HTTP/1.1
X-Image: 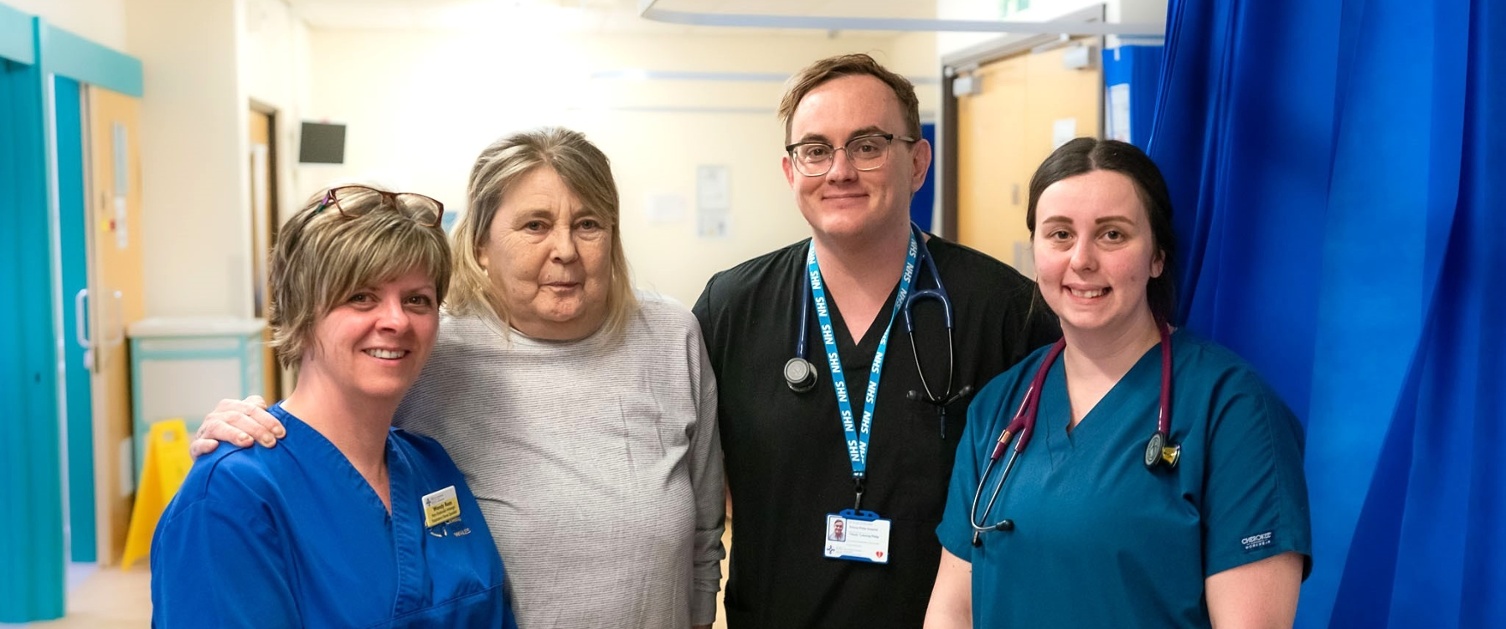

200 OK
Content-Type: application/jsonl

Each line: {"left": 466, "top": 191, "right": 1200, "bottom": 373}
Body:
{"left": 113, "top": 122, "right": 131, "bottom": 249}
{"left": 1106, "top": 83, "right": 1132, "bottom": 143}
{"left": 1052, "top": 118, "right": 1078, "bottom": 150}
{"left": 645, "top": 193, "right": 688, "bottom": 225}
{"left": 696, "top": 165, "right": 730, "bottom": 239}
{"left": 114, "top": 196, "right": 129, "bottom": 249}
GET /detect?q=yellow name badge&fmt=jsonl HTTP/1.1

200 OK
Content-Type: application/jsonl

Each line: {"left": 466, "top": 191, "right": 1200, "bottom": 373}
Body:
{"left": 422, "top": 485, "right": 462, "bottom": 528}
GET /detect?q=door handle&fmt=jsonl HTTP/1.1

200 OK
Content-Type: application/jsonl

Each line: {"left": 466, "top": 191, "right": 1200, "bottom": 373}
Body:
{"left": 75, "top": 288, "right": 96, "bottom": 371}
{"left": 74, "top": 289, "right": 91, "bottom": 348}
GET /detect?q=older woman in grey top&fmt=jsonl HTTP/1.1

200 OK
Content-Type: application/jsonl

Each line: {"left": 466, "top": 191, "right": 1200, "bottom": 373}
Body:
{"left": 196, "top": 127, "right": 725, "bottom": 629}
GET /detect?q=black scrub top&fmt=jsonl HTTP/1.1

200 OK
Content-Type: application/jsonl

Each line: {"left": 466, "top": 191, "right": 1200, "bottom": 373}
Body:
{"left": 694, "top": 235, "right": 1059, "bottom": 629}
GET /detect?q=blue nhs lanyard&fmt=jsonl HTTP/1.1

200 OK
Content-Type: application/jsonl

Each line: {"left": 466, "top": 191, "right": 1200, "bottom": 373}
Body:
{"left": 805, "top": 231, "right": 919, "bottom": 510}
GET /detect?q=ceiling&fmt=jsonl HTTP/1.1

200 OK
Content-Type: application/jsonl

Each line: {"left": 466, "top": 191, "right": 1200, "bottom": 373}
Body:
{"left": 646, "top": 0, "right": 935, "bottom": 20}
{"left": 282, "top": 0, "right": 934, "bottom": 36}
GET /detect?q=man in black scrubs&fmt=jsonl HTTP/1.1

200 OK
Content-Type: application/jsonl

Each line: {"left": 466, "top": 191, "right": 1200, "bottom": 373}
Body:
{"left": 693, "top": 54, "right": 1060, "bottom": 628}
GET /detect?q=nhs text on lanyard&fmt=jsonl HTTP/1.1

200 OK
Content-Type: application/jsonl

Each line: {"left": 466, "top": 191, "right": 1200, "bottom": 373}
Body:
{"left": 807, "top": 232, "right": 917, "bottom": 564}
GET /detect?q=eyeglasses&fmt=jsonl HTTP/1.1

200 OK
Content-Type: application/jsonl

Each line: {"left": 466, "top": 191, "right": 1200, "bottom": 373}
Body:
{"left": 785, "top": 133, "right": 917, "bottom": 177}
{"left": 314, "top": 185, "right": 444, "bottom": 228}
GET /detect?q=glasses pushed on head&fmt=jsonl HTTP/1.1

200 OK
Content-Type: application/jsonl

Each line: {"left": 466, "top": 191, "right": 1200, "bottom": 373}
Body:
{"left": 786, "top": 133, "right": 916, "bottom": 177}
{"left": 315, "top": 185, "right": 445, "bottom": 228}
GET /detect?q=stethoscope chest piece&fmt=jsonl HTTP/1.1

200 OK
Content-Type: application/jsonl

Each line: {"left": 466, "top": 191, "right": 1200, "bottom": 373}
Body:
{"left": 784, "top": 357, "right": 818, "bottom": 393}
{"left": 1144, "top": 431, "right": 1181, "bottom": 470}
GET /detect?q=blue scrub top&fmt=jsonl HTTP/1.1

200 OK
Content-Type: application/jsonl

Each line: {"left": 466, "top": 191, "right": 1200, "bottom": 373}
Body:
{"left": 152, "top": 404, "right": 517, "bottom": 628}
{"left": 938, "top": 331, "right": 1311, "bottom": 628}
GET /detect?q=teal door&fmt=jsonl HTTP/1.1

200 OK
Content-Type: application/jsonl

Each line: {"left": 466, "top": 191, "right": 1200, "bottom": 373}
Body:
{"left": 0, "top": 23, "right": 66, "bottom": 624}
{"left": 55, "top": 74, "right": 97, "bottom": 563}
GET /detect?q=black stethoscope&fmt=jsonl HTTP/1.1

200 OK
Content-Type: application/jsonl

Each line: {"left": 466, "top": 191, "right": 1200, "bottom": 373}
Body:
{"left": 968, "top": 321, "right": 1179, "bottom": 545}
{"left": 783, "top": 224, "right": 973, "bottom": 435}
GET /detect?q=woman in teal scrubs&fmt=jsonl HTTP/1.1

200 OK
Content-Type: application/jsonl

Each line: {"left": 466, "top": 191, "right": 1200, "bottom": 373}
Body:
{"left": 151, "top": 187, "right": 517, "bottom": 627}
{"left": 926, "top": 138, "right": 1310, "bottom": 628}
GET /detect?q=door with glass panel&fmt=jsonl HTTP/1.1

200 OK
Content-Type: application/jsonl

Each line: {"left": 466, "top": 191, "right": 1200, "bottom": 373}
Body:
{"left": 81, "top": 84, "right": 146, "bottom": 566}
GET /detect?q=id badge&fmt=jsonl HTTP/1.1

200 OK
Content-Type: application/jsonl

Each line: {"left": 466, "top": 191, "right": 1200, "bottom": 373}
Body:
{"left": 822, "top": 509, "right": 891, "bottom": 564}
{"left": 421, "top": 485, "right": 471, "bottom": 537}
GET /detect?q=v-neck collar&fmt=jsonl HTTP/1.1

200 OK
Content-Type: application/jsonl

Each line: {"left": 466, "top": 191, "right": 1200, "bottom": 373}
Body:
{"left": 270, "top": 404, "right": 411, "bottom": 520}
{"left": 269, "top": 403, "right": 434, "bottom": 616}
{"left": 821, "top": 276, "right": 903, "bottom": 355}
{"left": 1039, "top": 341, "right": 1165, "bottom": 459}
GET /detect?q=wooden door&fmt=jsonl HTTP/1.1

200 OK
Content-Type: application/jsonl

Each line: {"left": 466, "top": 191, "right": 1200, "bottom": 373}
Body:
{"left": 957, "top": 54, "right": 1029, "bottom": 267}
{"left": 956, "top": 42, "right": 1102, "bottom": 277}
{"left": 86, "top": 85, "right": 145, "bottom": 566}
{"left": 248, "top": 108, "right": 280, "bottom": 400}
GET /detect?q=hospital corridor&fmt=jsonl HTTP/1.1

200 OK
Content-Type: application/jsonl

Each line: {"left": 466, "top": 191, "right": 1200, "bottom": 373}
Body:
{"left": 3, "top": 0, "right": 1500, "bottom": 627}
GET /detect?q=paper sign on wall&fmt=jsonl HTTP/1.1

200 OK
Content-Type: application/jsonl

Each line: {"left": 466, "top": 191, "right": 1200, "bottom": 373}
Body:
{"left": 1106, "top": 83, "right": 1132, "bottom": 143}
{"left": 114, "top": 196, "right": 129, "bottom": 249}
{"left": 646, "top": 193, "right": 688, "bottom": 225}
{"left": 696, "top": 165, "right": 730, "bottom": 239}
{"left": 113, "top": 122, "right": 130, "bottom": 249}
{"left": 1052, "top": 118, "right": 1078, "bottom": 150}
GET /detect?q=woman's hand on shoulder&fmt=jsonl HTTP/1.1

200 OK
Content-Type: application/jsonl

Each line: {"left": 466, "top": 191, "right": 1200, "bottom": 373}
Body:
{"left": 190, "top": 395, "right": 285, "bottom": 458}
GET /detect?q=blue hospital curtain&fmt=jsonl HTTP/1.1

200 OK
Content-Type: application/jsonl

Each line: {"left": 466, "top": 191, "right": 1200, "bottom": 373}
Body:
{"left": 1147, "top": 0, "right": 1504, "bottom": 627}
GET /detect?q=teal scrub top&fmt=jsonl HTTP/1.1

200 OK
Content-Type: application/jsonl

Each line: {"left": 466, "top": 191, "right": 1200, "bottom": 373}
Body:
{"left": 938, "top": 331, "right": 1311, "bottom": 628}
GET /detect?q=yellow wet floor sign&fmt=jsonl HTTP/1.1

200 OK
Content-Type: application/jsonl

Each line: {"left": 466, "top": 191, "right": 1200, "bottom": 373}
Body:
{"left": 121, "top": 419, "right": 193, "bottom": 569}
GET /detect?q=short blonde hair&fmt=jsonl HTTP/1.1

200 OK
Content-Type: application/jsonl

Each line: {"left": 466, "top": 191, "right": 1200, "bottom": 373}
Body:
{"left": 778, "top": 53, "right": 922, "bottom": 143}
{"left": 268, "top": 187, "right": 452, "bottom": 369}
{"left": 449, "top": 127, "right": 637, "bottom": 339}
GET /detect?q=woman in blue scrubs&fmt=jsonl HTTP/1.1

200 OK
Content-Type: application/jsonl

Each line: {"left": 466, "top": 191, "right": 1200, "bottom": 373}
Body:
{"left": 190, "top": 129, "right": 726, "bottom": 628}
{"left": 925, "top": 138, "right": 1311, "bottom": 628}
{"left": 151, "top": 186, "right": 517, "bottom": 628}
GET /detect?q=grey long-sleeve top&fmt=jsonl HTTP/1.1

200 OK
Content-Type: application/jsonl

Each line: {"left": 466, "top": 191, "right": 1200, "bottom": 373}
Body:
{"left": 395, "top": 293, "right": 726, "bottom": 628}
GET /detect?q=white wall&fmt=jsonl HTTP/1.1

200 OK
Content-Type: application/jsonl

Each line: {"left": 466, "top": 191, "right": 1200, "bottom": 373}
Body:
{"left": 113, "top": 0, "right": 307, "bottom": 319}
{"left": 239, "top": 0, "right": 312, "bottom": 227}
{"left": 124, "top": 0, "right": 246, "bottom": 317}
{"left": 16, "top": 1, "right": 946, "bottom": 316}
{"left": 302, "top": 28, "right": 909, "bottom": 306}
{"left": 12, "top": 0, "right": 306, "bottom": 320}
{"left": 5, "top": 0, "right": 126, "bottom": 49}
{"left": 886, "top": 31, "right": 941, "bottom": 119}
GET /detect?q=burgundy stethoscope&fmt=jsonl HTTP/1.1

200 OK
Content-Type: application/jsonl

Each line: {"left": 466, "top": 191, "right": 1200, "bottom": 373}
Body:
{"left": 969, "top": 321, "right": 1179, "bottom": 546}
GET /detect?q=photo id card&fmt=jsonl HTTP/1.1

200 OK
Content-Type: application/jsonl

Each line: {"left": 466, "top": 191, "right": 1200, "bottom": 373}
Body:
{"left": 823, "top": 509, "right": 891, "bottom": 564}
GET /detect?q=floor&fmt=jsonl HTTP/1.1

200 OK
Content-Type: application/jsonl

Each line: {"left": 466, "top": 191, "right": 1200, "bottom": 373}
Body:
{"left": 0, "top": 563, "right": 152, "bottom": 628}
{"left": 4, "top": 531, "right": 732, "bottom": 628}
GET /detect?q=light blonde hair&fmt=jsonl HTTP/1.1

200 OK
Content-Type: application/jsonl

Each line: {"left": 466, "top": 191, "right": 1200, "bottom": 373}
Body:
{"left": 778, "top": 53, "right": 922, "bottom": 143}
{"left": 268, "top": 187, "right": 452, "bottom": 369}
{"left": 449, "top": 127, "right": 637, "bottom": 339}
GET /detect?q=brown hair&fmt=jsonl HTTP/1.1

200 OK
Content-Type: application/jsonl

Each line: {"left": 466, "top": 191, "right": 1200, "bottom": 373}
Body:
{"left": 778, "top": 53, "right": 922, "bottom": 143}
{"left": 448, "top": 127, "right": 637, "bottom": 339}
{"left": 268, "top": 187, "right": 452, "bottom": 369}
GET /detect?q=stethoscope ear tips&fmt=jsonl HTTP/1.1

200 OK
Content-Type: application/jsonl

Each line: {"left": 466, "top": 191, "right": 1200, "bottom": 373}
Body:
{"left": 784, "top": 357, "right": 817, "bottom": 393}
{"left": 1143, "top": 432, "right": 1181, "bottom": 470}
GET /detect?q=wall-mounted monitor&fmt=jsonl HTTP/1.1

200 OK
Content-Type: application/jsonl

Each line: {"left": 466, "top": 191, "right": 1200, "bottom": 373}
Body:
{"left": 298, "top": 121, "right": 346, "bottom": 164}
